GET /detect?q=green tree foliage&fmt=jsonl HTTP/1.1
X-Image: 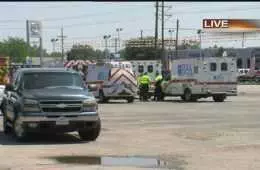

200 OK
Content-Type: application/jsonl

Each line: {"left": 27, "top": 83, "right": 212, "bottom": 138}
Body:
{"left": 0, "top": 37, "right": 32, "bottom": 63}
{"left": 49, "top": 52, "right": 62, "bottom": 58}
{"left": 66, "top": 44, "right": 105, "bottom": 61}
{"left": 216, "top": 47, "right": 224, "bottom": 57}
{"left": 0, "top": 37, "right": 50, "bottom": 63}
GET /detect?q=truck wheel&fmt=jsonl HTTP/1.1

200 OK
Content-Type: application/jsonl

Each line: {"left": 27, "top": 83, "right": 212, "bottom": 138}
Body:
{"left": 78, "top": 119, "right": 101, "bottom": 141}
{"left": 13, "top": 117, "right": 28, "bottom": 142}
{"left": 127, "top": 97, "right": 134, "bottom": 103}
{"left": 99, "top": 91, "right": 108, "bottom": 103}
{"left": 213, "top": 95, "right": 226, "bottom": 102}
{"left": 182, "top": 89, "right": 192, "bottom": 102}
{"left": 3, "top": 105, "right": 12, "bottom": 134}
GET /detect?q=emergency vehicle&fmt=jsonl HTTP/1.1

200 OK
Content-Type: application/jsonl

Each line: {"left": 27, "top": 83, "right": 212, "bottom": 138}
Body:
{"left": 161, "top": 56, "right": 237, "bottom": 102}
{"left": 86, "top": 61, "right": 137, "bottom": 103}
{"left": 129, "top": 60, "right": 162, "bottom": 98}
{"left": 129, "top": 60, "right": 162, "bottom": 81}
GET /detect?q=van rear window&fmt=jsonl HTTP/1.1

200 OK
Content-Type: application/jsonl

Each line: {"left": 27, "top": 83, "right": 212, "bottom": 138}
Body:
{"left": 221, "top": 62, "right": 228, "bottom": 71}
{"left": 138, "top": 65, "right": 144, "bottom": 73}
{"left": 210, "top": 63, "right": 217, "bottom": 72}
{"left": 148, "top": 65, "right": 153, "bottom": 73}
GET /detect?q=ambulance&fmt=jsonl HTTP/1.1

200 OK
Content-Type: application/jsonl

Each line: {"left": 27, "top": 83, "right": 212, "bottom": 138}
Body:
{"left": 129, "top": 60, "right": 162, "bottom": 98}
{"left": 86, "top": 61, "right": 138, "bottom": 103}
{"left": 129, "top": 60, "right": 162, "bottom": 81}
{"left": 161, "top": 56, "right": 238, "bottom": 102}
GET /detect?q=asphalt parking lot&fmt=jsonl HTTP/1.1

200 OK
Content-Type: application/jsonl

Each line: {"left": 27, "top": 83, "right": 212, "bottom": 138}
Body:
{"left": 0, "top": 85, "right": 260, "bottom": 170}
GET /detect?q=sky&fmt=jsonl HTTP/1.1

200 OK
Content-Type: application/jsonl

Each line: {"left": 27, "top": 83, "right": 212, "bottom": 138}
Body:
{"left": 1, "top": 1, "right": 260, "bottom": 54}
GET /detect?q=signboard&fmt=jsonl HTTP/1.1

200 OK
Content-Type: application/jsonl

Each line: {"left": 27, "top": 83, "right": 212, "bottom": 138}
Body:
{"left": 28, "top": 20, "right": 42, "bottom": 38}
{"left": 202, "top": 19, "right": 260, "bottom": 32}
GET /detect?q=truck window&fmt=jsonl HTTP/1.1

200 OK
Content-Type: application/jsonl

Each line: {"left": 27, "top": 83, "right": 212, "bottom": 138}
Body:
{"left": 210, "top": 63, "right": 217, "bottom": 72}
{"left": 23, "top": 72, "right": 83, "bottom": 90}
{"left": 221, "top": 62, "right": 228, "bottom": 71}
{"left": 138, "top": 65, "right": 144, "bottom": 73}
{"left": 194, "top": 66, "right": 199, "bottom": 74}
{"left": 148, "top": 65, "right": 153, "bottom": 73}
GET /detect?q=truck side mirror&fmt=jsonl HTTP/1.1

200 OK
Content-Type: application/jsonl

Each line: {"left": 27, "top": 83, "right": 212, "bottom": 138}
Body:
{"left": 5, "top": 84, "right": 14, "bottom": 91}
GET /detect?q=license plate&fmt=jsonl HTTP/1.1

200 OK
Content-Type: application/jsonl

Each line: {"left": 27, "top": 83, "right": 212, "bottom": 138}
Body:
{"left": 56, "top": 118, "right": 69, "bottom": 125}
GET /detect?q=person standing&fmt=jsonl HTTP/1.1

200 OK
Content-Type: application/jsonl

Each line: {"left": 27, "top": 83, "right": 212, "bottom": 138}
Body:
{"left": 154, "top": 71, "right": 163, "bottom": 101}
{"left": 139, "top": 72, "right": 151, "bottom": 101}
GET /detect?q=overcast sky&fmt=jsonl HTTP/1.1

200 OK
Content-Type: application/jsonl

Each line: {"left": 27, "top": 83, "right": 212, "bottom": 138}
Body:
{"left": 0, "top": 2, "right": 260, "bottom": 53}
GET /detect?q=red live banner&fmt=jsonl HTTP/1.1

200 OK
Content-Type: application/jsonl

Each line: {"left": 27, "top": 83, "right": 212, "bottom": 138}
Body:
{"left": 202, "top": 19, "right": 260, "bottom": 32}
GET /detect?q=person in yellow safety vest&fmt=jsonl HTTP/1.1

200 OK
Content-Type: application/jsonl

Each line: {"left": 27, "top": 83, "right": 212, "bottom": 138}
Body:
{"left": 139, "top": 72, "right": 151, "bottom": 101}
{"left": 154, "top": 71, "right": 163, "bottom": 101}
{"left": 137, "top": 73, "right": 143, "bottom": 86}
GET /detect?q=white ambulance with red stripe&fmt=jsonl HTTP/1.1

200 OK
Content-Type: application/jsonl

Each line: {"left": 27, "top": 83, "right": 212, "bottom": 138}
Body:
{"left": 161, "top": 56, "right": 238, "bottom": 102}
{"left": 86, "top": 61, "right": 138, "bottom": 103}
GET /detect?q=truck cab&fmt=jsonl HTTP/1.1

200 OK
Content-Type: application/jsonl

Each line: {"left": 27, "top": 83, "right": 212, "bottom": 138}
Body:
{"left": 2, "top": 68, "right": 101, "bottom": 141}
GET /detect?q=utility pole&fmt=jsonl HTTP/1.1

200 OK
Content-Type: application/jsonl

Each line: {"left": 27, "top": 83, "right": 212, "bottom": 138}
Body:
{"left": 242, "top": 32, "right": 245, "bottom": 48}
{"left": 155, "top": 1, "right": 159, "bottom": 49}
{"left": 26, "top": 20, "right": 30, "bottom": 58}
{"left": 140, "top": 29, "right": 143, "bottom": 39}
{"left": 39, "top": 37, "right": 43, "bottom": 67}
{"left": 58, "top": 26, "right": 67, "bottom": 64}
{"left": 161, "top": 1, "right": 167, "bottom": 72}
{"left": 114, "top": 38, "right": 117, "bottom": 55}
{"left": 175, "top": 19, "right": 179, "bottom": 59}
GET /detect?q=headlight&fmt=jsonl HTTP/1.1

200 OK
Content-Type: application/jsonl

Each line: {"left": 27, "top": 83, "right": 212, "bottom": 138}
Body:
{"left": 83, "top": 98, "right": 97, "bottom": 105}
{"left": 23, "top": 98, "right": 40, "bottom": 112}
{"left": 82, "top": 99, "right": 98, "bottom": 112}
{"left": 24, "top": 99, "right": 38, "bottom": 105}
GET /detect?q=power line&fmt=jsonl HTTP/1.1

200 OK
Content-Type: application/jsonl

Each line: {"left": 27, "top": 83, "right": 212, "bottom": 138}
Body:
{"left": 172, "top": 6, "right": 260, "bottom": 15}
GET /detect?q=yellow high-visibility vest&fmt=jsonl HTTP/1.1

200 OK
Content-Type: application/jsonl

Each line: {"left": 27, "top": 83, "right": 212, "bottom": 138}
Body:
{"left": 140, "top": 75, "right": 150, "bottom": 85}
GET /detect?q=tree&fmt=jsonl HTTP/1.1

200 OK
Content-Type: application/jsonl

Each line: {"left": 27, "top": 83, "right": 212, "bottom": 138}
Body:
{"left": 49, "top": 52, "right": 62, "bottom": 58}
{"left": 0, "top": 37, "right": 33, "bottom": 63}
{"left": 216, "top": 47, "right": 224, "bottom": 57}
{"left": 66, "top": 44, "right": 105, "bottom": 61}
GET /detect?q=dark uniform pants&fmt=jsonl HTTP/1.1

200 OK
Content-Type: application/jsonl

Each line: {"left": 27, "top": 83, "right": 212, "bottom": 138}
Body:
{"left": 139, "top": 84, "right": 149, "bottom": 101}
{"left": 154, "top": 81, "right": 163, "bottom": 101}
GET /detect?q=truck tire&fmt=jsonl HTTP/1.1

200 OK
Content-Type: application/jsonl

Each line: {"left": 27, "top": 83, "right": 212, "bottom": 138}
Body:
{"left": 2, "top": 104, "right": 11, "bottom": 134}
{"left": 213, "top": 95, "right": 226, "bottom": 102}
{"left": 99, "top": 91, "right": 108, "bottom": 103}
{"left": 78, "top": 119, "right": 101, "bottom": 141}
{"left": 182, "top": 89, "right": 192, "bottom": 102}
{"left": 127, "top": 97, "right": 134, "bottom": 103}
{"left": 13, "top": 117, "right": 28, "bottom": 142}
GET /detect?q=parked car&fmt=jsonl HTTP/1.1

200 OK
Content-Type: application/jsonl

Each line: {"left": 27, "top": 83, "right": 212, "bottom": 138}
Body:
{"left": 2, "top": 68, "right": 101, "bottom": 141}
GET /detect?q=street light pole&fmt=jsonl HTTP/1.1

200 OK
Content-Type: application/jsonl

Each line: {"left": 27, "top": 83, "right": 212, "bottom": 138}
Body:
{"left": 116, "top": 28, "right": 123, "bottom": 55}
{"left": 51, "top": 38, "right": 58, "bottom": 52}
{"left": 197, "top": 29, "right": 203, "bottom": 59}
{"left": 103, "top": 35, "right": 111, "bottom": 62}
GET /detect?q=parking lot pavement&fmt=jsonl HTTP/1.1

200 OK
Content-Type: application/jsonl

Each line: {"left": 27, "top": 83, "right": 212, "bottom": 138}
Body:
{"left": 1, "top": 93, "right": 260, "bottom": 169}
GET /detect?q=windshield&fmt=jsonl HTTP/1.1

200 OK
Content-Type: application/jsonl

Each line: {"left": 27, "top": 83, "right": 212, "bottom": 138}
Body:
{"left": 22, "top": 72, "right": 83, "bottom": 90}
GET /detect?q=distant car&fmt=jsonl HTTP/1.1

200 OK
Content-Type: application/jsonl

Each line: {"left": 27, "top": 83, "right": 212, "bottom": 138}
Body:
{"left": 2, "top": 68, "right": 100, "bottom": 141}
